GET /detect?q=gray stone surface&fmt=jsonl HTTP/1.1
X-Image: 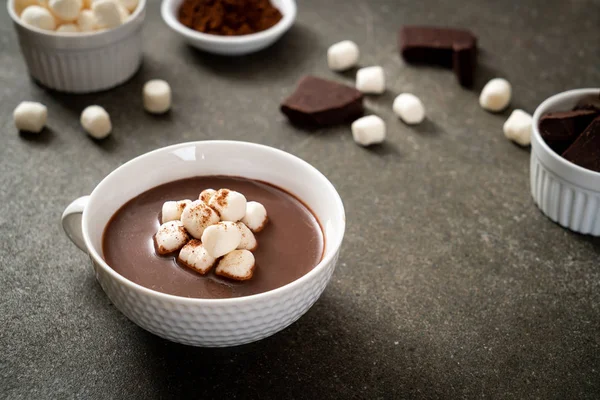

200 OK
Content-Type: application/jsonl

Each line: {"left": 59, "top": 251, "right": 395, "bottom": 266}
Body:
{"left": 1, "top": 0, "right": 599, "bottom": 398}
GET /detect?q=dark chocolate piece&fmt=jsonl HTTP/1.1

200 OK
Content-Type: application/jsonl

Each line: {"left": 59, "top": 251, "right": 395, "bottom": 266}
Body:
{"left": 562, "top": 116, "right": 600, "bottom": 172}
{"left": 573, "top": 93, "right": 600, "bottom": 112}
{"left": 280, "top": 76, "right": 364, "bottom": 127}
{"left": 452, "top": 44, "right": 477, "bottom": 87}
{"left": 399, "top": 26, "right": 477, "bottom": 87}
{"left": 539, "top": 109, "right": 598, "bottom": 154}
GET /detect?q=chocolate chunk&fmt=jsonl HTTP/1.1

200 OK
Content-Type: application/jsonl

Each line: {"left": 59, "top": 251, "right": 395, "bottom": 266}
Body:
{"left": 399, "top": 26, "right": 477, "bottom": 87}
{"left": 280, "top": 76, "right": 364, "bottom": 127}
{"left": 539, "top": 109, "right": 598, "bottom": 154}
{"left": 452, "top": 44, "right": 477, "bottom": 87}
{"left": 573, "top": 93, "right": 600, "bottom": 112}
{"left": 561, "top": 116, "right": 600, "bottom": 172}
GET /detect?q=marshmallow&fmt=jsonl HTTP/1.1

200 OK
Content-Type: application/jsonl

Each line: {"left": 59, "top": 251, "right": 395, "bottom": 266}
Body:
{"left": 393, "top": 93, "right": 425, "bottom": 125}
{"left": 236, "top": 222, "right": 257, "bottom": 251}
{"left": 201, "top": 221, "right": 242, "bottom": 258}
{"left": 48, "top": 0, "right": 82, "bottom": 22}
{"left": 479, "top": 78, "right": 512, "bottom": 112}
{"left": 356, "top": 66, "right": 385, "bottom": 94}
{"left": 180, "top": 200, "right": 220, "bottom": 239}
{"left": 327, "top": 40, "right": 360, "bottom": 71}
{"left": 14, "top": 0, "right": 40, "bottom": 16}
{"left": 13, "top": 101, "right": 47, "bottom": 133}
{"left": 92, "top": 0, "right": 122, "bottom": 29}
{"left": 216, "top": 250, "right": 256, "bottom": 281}
{"left": 208, "top": 189, "right": 247, "bottom": 222}
{"left": 21, "top": 5, "right": 56, "bottom": 31}
{"left": 503, "top": 109, "right": 532, "bottom": 146}
{"left": 143, "top": 80, "right": 172, "bottom": 114}
{"left": 154, "top": 220, "right": 189, "bottom": 255}
{"left": 56, "top": 23, "right": 79, "bottom": 32}
{"left": 161, "top": 199, "right": 191, "bottom": 224}
{"left": 116, "top": 2, "right": 129, "bottom": 22}
{"left": 351, "top": 115, "right": 386, "bottom": 146}
{"left": 76, "top": 10, "right": 96, "bottom": 31}
{"left": 117, "top": 0, "right": 137, "bottom": 12}
{"left": 80, "top": 105, "right": 111, "bottom": 139}
{"left": 177, "top": 239, "right": 217, "bottom": 275}
{"left": 199, "top": 188, "right": 216, "bottom": 204}
{"left": 241, "top": 201, "right": 268, "bottom": 233}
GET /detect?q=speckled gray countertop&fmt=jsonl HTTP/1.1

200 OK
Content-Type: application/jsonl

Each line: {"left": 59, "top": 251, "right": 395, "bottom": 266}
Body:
{"left": 1, "top": 0, "right": 599, "bottom": 398}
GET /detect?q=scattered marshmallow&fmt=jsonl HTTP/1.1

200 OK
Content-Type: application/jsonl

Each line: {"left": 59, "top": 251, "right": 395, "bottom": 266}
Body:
{"left": 356, "top": 66, "right": 385, "bottom": 94}
{"left": 80, "top": 105, "right": 111, "bottom": 139}
{"left": 180, "top": 200, "right": 220, "bottom": 239}
{"left": 92, "top": 0, "right": 122, "bottom": 29}
{"left": 161, "top": 199, "right": 191, "bottom": 224}
{"left": 479, "top": 78, "right": 512, "bottom": 112}
{"left": 351, "top": 115, "right": 386, "bottom": 146}
{"left": 503, "top": 109, "right": 532, "bottom": 146}
{"left": 117, "top": 0, "right": 137, "bottom": 12}
{"left": 13, "top": 101, "right": 47, "bottom": 133}
{"left": 215, "top": 249, "right": 256, "bottom": 281}
{"left": 327, "top": 40, "right": 359, "bottom": 71}
{"left": 76, "top": 9, "right": 96, "bottom": 31}
{"left": 241, "top": 201, "right": 268, "bottom": 233}
{"left": 154, "top": 220, "right": 189, "bottom": 255}
{"left": 208, "top": 189, "right": 247, "bottom": 222}
{"left": 199, "top": 188, "right": 216, "bottom": 204}
{"left": 177, "top": 239, "right": 217, "bottom": 275}
{"left": 56, "top": 23, "right": 80, "bottom": 32}
{"left": 48, "top": 0, "right": 82, "bottom": 22}
{"left": 21, "top": 6, "right": 57, "bottom": 31}
{"left": 393, "top": 93, "right": 425, "bottom": 125}
{"left": 143, "top": 80, "right": 172, "bottom": 114}
{"left": 201, "top": 221, "right": 242, "bottom": 258}
{"left": 236, "top": 222, "right": 257, "bottom": 251}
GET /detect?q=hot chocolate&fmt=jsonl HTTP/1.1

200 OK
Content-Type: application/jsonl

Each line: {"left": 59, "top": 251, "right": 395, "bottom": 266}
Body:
{"left": 102, "top": 176, "right": 324, "bottom": 299}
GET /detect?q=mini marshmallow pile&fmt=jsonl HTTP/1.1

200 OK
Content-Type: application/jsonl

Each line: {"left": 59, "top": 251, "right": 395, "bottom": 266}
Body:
{"left": 154, "top": 188, "right": 268, "bottom": 281}
{"left": 16, "top": 0, "right": 138, "bottom": 33}
{"left": 327, "top": 40, "right": 427, "bottom": 147}
{"left": 13, "top": 79, "right": 171, "bottom": 137}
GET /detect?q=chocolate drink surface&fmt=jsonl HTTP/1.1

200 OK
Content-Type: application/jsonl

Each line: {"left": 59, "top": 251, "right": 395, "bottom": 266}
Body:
{"left": 102, "top": 176, "right": 324, "bottom": 299}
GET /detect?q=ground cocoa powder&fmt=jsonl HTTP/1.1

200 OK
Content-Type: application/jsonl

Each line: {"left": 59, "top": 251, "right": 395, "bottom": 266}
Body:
{"left": 178, "top": 0, "right": 283, "bottom": 36}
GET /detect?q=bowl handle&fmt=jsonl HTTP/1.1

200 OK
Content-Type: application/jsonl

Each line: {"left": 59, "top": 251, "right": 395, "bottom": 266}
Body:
{"left": 61, "top": 196, "right": 90, "bottom": 252}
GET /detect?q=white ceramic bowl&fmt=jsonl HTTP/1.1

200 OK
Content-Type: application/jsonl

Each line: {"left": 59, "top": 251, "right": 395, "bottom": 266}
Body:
{"left": 7, "top": 0, "right": 146, "bottom": 93}
{"left": 531, "top": 88, "right": 600, "bottom": 235}
{"left": 61, "top": 141, "right": 345, "bottom": 347}
{"left": 161, "top": 0, "right": 296, "bottom": 55}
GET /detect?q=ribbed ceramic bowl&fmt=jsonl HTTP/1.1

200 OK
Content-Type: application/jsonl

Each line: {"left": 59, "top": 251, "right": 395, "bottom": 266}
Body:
{"left": 530, "top": 88, "right": 600, "bottom": 235}
{"left": 62, "top": 141, "right": 345, "bottom": 347}
{"left": 161, "top": 0, "right": 296, "bottom": 55}
{"left": 7, "top": 0, "right": 146, "bottom": 93}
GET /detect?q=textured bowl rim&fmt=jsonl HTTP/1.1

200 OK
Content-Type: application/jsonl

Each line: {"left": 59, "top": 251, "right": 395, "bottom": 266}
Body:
{"left": 161, "top": 0, "right": 297, "bottom": 45}
{"left": 82, "top": 140, "right": 346, "bottom": 305}
{"left": 7, "top": 0, "right": 147, "bottom": 38}
{"left": 531, "top": 88, "right": 600, "bottom": 183}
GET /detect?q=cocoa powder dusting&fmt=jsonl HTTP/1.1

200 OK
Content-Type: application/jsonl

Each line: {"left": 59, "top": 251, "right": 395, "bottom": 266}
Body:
{"left": 178, "top": 0, "right": 283, "bottom": 36}
{"left": 213, "top": 189, "right": 229, "bottom": 208}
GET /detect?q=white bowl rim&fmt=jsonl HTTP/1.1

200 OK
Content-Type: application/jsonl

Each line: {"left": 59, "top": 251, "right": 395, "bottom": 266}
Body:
{"left": 7, "top": 0, "right": 147, "bottom": 38}
{"left": 82, "top": 140, "right": 345, "bottom": 305}
{"left": 160, "top": 0, "right": 297, "bottom": 45}
{"left": 532, "top": 88, "right": 600, "bottom": 181}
